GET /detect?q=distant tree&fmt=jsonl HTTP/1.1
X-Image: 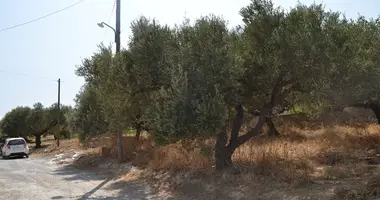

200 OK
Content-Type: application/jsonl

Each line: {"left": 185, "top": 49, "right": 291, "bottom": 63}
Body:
{"left": 26, "top": 103, "right": 56, "bottom": 148}
{"left": 0, "top": 106, "right": 31, "bottom": 138}
{"left": 0, "top": 102, "right": 73, "bottom": 148}
{"left": 47, "top": 103, "right": 74, "bottom": 140}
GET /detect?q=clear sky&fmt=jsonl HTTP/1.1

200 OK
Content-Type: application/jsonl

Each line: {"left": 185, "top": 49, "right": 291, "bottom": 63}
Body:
{"left": 0, "top": 0, "right": 378, "bottom": 118}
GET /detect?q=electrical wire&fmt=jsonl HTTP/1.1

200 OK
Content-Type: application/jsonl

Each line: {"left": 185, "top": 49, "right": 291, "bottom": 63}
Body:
{"left": 0, "top": 0, "right": 86, "bottom": 33}
{"left": 0, "top": 69, "right": 77, "bottom": 84}
{"left": 0, "top": 69, "right": 57, "bottom": 82}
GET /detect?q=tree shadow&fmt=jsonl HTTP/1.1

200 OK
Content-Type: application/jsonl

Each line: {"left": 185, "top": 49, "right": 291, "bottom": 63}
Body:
{"left": 76, "top": 176, "right": 114, "bottom": 200}
{"left": 102, "top": 178, "right": 160, "bottom": 200}
{"left": 49, "top": 177, "right": 119, "bottom": 200}
{"left": 53, "top": 164, "right": 110, "bottom": 181}
{"left": 106, "top": 172, "right": 266, "bottom": 200}
{"left": 50, "top": 163, "right": 159, "bottom": 199}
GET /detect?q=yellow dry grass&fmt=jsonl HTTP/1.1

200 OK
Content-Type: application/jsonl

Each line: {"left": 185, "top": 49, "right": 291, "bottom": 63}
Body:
{"left": 29, "top": 136, "right": 83, "bottom": 157}
{"left": 112, "top": 119, "right": 380, "bottom": 199}
{"left": 132, "top": 121, "right": 380, "bottom": 187}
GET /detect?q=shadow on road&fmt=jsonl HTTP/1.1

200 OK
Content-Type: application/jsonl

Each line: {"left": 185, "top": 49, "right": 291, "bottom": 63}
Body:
{"left": 77, "top": 176, "right": 114, "bottom": 200}
{"left": 102, "top": 178, "right": 157, "bottom": 200}
{"left": 50, "top": 170, "right": 118, "bottom": 199}
{"left": 53, "top": 165, "right": 109, "bottom": 181}
{"left": 51, "top": 163, "right": 158, "bottom": 199}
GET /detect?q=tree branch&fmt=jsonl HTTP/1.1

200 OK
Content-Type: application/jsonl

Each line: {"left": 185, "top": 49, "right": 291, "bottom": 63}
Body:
{"left": 227, "top": 104, "right": 244, "bottom": 148}
{"left": 237, "top": 104, "right": 272, "bottom": 146}
{"left": 33, "top": 120, "right": 57, "bottom": 137}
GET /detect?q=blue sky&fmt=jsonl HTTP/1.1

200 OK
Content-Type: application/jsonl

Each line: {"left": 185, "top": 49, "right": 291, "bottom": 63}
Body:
{"left": 0, "top": 0, "right": 378, "bottom": 118}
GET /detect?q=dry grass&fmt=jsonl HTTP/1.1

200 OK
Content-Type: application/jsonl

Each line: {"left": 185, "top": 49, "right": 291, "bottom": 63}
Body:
{"left": 87, "top": 135, "right": 154, "bottom": 157}
{"left": 332, "top": 173, "right": 380, "bottom": 200}
{"left": 29, "top": 135, "right": 84, "bottom": 157}
{"left": 146, "top": 140, "right": 214, "bottom": 172}
{"left": 121, "top": 120, "right": 380, "bottom": 196}
{"left": 322, "top": 162, "right": 372, "bottom": 180}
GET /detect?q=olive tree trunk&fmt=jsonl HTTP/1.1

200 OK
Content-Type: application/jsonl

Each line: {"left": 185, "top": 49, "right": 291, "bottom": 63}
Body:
{"left": 265, "top": 117, "right": 281, "bottom": 137}
{"left": 34, "top": 134, "right": 42, "bottom": 148}
{"left": 214, "top": 104, "right": 269, "bottom": 170}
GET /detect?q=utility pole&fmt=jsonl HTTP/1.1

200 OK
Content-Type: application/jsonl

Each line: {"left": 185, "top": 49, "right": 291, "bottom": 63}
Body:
{"left": 115, "top": 0, "right": 124, "bottom": 163}
{"left": 116, "top": 0, "right": 121, "bottom": 53}
{"left": 57, "top": 78, "right": 61, "bottom": 147}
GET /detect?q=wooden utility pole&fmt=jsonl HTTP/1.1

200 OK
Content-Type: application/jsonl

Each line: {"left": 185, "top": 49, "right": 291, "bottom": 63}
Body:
{"left": 57, "top": 78, "right": 61, "bottom": 147}
{"left": 115, "top": 0, "right": 124, "bottom": 163}
{"left": 115, "top": 0, "right": 121, "bottom": 53}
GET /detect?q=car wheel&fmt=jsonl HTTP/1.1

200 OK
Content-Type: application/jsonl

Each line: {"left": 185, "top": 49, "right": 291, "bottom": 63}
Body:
{"left": 25, "top": 154, "right": 29, "bottom": 158}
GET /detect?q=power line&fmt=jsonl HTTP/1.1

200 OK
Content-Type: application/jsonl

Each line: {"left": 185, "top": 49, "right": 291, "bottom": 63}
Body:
{"left": 0, "top": 0, "right": 86, "bottom": 33}
{"left": 0, "top": 69, "right": 57, "bottom": 82}
{"left": 102, "top": 0, "right": 116, "bottom": 43}
{"left": 0, "top": 69, "right": 77, "bottom": 85}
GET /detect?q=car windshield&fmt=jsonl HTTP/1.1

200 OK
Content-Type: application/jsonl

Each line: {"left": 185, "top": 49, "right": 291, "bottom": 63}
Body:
{"left": 7, "top": 139, "right": 26, "bottom": 145}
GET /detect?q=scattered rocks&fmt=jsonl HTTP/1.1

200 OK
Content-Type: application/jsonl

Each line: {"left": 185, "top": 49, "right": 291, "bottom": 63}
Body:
{"left": 48, "top": 151, "right": 84, "bottom": 165}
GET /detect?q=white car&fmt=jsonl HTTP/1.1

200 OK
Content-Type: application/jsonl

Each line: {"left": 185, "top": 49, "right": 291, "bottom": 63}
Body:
{"left": 1, "top": 138, "right": 29, "bottom": 159}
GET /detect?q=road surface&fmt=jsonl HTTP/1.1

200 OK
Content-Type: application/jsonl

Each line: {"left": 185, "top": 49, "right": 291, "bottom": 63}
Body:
{"left": 0, "top": 157, "right": 157, "bottom": 200}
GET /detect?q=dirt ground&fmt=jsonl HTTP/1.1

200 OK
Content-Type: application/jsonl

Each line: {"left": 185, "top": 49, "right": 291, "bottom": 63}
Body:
{"left": 0, "top": 157, "right": 155, "bottom": 200}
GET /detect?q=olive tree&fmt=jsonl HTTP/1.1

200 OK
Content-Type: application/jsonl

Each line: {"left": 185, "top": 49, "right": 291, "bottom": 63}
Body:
{"left": 68, "top": 84, "right": 109, "bottom": 143}
{"left": 323, "top": 15, "right": 380, "bottom": 122}
{"left": 0, "top": 106, "right": 31, "bottom": 139}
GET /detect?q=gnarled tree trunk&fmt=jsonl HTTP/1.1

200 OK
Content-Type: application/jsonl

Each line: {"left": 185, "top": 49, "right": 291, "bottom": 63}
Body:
{"left": 215, "top": 126, "right": 231, "bottom": 170}
{"left": 135, "top": 122, "right": 142, "bottom": 140}
{"left": 134, "top": 115, "right": 143, "bottom": 140}
{"left": 265, "top": 117, "right": 281, "bottom": 137}
{"left": 34, "top": 134, "right": 42, "bottom": 148}
{"left": 215, "top": 104, "right": 244, "bottom": 170}
{"left": 214, "top": 104, "right": 269, "bottom": 171}
{"left": 135, "top": 128, "right": 141, "bottom": 140}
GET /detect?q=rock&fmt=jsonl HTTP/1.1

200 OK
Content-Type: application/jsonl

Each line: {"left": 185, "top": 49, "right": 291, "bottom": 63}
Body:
{"left": 368, "top": 149, "right": 377, "bottom": 156}
{"left": 72, "top": 153, "right": 83, "bottom": 160}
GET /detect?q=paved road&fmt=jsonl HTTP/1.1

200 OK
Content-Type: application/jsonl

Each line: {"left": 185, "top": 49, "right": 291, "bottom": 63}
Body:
{"left": 0, "top": 157, "right": 156, "bottom": 200}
